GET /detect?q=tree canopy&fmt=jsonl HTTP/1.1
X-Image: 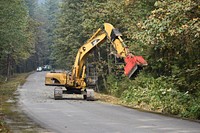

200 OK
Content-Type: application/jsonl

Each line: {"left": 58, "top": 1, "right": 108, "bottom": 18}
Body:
{"left": 0, "top": 0, "right": 34, "bottom": 77}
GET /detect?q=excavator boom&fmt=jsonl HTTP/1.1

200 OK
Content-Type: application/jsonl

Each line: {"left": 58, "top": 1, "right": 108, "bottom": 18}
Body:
{"left": 45, "top": 23, "right": 147, "bottom": 100}
{"left": 71, "top": 23, "right": 147, "bottom": 80}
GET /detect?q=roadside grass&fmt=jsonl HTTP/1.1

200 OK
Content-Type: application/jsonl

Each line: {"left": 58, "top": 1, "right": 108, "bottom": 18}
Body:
{"left": 95, "top": 92, "right": 200, "bottom": 123}
{"left": 0, "top": 73, "right": 42, "bottom": 133}
{"left": 103, "top": 72, "right": 200, "bottom": 120}
{"left": 95, "top": 92, "right": 155, "bottom": 112}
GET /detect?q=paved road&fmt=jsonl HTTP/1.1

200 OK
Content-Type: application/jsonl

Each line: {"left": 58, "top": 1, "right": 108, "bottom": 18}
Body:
{"left": 18, "top": 72, "right": 200, "bottom": 133}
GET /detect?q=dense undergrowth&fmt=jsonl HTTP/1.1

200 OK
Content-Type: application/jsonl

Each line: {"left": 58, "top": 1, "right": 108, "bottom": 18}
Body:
{"left": 106, "top": 72, "right": 200, "bottom": 119}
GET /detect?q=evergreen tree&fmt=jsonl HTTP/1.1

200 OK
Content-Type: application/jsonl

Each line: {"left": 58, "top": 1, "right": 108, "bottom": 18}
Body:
{"left": 44, "top": 0, "right": 60, "bottom": 67}
{"left": 0, "top": 0, "right": 34, "bottom": 78}
{"left": 24, "top": 0, "right": 50, "bottom": 70}
{"left": 51, "top": 0, "right": 84, "bottom": 69}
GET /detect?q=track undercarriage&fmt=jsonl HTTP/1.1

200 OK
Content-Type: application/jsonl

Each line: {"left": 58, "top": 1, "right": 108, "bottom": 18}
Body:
{"left": 54, "top": 87, "right": 95, "bottom": 101}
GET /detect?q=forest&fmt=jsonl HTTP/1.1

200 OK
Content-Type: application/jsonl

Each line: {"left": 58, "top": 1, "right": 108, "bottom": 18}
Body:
{"left": 0, "top": 0, "right": 199, "bottom": 119}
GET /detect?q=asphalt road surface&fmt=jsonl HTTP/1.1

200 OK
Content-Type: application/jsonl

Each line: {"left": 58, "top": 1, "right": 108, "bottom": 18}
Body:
{"left": 18, "top": 72, "right": 200, "bottom": 133}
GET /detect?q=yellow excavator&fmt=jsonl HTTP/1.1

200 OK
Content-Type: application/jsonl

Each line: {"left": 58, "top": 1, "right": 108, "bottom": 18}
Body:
{"left": 45, "top": 23, "right": 147, "bottom": 100}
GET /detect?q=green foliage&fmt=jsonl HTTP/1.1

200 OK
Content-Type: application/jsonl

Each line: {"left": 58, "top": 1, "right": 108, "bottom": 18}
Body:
{"left": 134, "top": 0, "right": 200, "bottom": 93}
{"left": 43, "top": 0, "right": 60, "bottom": 67}
{"left": 82, "top": 0, "right": 127, "bottom": 32}
{"left": 0, "top": 0, "right": 37, "bottom": 75}
{"left": 0, "top": 0, "right": 33, "bottom": 60}
{"left": 49, "top": 0, "right": 156, "bottom": 69}
{"left": 17, "top": 0, "right": 55, "bottom": 72}
{"left": 45, "top": 0, "right": 59, "bottom": 43}
{"left": 50, "top": 0, "right": 84, "bottom": 69}
{"left": 50, "top": 0, "right": 200, "bottom": 119}
{"left": 0, "top": 120, "right": 9, "bottom": 133}
{"left": 116, "top": 72, "right": 200, "bottom": 119}
{"left": 106, "top": 74, "right": 124, "bottom": 97}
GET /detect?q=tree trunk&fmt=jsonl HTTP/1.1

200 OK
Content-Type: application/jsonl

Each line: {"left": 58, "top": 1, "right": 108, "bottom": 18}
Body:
{"left": 97, "top": 49, "right": 107, "bottom": 90}
{"left": 107, "top": 42, "right": 112, "bottom": 74}
{"left": 6, "top": 54, "right": 11, "bottom": 81}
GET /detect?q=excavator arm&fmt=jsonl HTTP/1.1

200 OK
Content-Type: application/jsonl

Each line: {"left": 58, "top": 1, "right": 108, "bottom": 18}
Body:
{"left": 72, "top": 23, "right": 147, "bottom": 81}
{"left": 71, "top": 29, "right": 106, "bottom": 80}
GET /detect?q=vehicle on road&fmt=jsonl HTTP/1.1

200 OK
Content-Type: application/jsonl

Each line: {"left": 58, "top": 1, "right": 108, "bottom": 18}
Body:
{"left": 43, "top": 65, "right": 52, "bottom": 71}
{"left": 45, "top": 23, "right": 147, "bottom": 100}
{"left": 36, "top": 67, "right": 43, "bottom": 72}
